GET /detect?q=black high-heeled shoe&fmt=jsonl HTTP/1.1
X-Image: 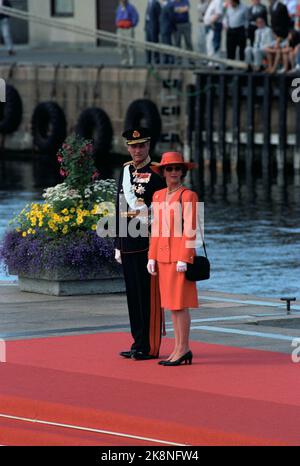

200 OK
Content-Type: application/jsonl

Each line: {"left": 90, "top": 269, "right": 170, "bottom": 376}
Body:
{"left": 158, "top": 359, "right": 171, "bottom": 365}
{"left": 162, "top": 351, "right": 193, "bottom": 366}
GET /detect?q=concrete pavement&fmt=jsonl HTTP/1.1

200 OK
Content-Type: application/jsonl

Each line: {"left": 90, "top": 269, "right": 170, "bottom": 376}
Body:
{"left": 0, "top": 282, "right": 299, "bottom": 355}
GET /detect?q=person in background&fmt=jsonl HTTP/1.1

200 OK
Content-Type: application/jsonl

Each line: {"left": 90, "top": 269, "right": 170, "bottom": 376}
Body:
{"left": 160, "top": 0, "right": 176, "bottom": 64}
{"left": 203, "top": 0, "right": 224, "bottom": 65}
{"left": 148, "top": 152, "right": 198, "bottom": 367}
{"left": 265, "top": 0, "right": 291, "bottom": 73}
{"left": 283, "top": 0, "right": 298, "bottom": 29}
{"left": 197, "top": 0, "right": 210, "bottom": 54}
{"left": 173, "top": 0, "right": 193, "bottom": 57}
{"left": 115, "top": 0, "right": 139, "bottom": 66}
{"left": 223, "top": 0, "right": 248, "bottom": 61}
{"left": 281, "top": 29, "right": 300, "bottom": 72}
{"left": 245, "top": 16, "right": 273, "bottom": 70}
{"left": 145, "top": 0, "right": 161, "bottom": 65}
{"left": 269, "top": 0, "right": 291, "bottom": 40}
{"left": 247, "top": 0, "right": 268, "bottom": 46}
{"left": 0, "top": 0, "right": 15, "bottom": 56}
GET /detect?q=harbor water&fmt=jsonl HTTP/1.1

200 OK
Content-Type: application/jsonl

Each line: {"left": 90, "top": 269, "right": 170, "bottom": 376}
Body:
{"left": 0, "top": 155, "right": 299, "bottom": 300}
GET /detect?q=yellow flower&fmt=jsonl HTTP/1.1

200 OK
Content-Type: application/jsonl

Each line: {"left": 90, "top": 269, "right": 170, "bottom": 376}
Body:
{"left": 62, "top": 225, "right": 68, "bottom": 234}
{"left": 92, "top": 224, "right": 97, "bottom": 231}
{"left": 22, "top": 232, "right": 27, "bottom": 237}
{"left": 64, "top": 216, "right": 70, "bottom": 223}
{"left": 70, "top": 208, "right": 76, "bottom": 214}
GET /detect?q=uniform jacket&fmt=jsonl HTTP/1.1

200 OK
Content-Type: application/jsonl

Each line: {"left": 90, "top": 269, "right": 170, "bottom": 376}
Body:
{"left": 115, "top": 160, "right": 165, "bottom": 253}
{"left": 148, "top": 187, "right": 198, "bottom": 264}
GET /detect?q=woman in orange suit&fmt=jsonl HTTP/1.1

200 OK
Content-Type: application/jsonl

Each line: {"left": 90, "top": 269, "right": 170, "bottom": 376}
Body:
{"left": 147, "top": 152, "right": 198, "bottom": 366}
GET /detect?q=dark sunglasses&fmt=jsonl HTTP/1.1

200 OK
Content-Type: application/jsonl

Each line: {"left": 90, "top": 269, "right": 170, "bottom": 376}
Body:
{"left": 164, "top": 165, "right": 183, "bottom": 172}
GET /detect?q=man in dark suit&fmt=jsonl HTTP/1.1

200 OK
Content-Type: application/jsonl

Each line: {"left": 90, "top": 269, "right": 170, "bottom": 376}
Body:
{"left": 115, "top": 128, "right": 165, "bottom": 360}
{"left": 145, "top": 0, "right": 161, "bottom": 65}
{"left": 247, "top": 0, "right": 268, "bottom": 45}
{"left": 160, "top": 0, "right": 176, "bottom": 64}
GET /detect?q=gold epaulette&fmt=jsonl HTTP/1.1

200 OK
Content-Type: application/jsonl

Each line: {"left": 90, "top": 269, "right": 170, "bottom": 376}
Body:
{"left": 123, "top": 161, "right": 134, "bottom": 167}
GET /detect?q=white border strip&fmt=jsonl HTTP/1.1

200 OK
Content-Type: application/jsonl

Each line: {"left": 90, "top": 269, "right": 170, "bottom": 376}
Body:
{"left": 200, "top": 295, "right": 300, "bottom": 311}
{"left": 0, "top": 414, "right": 186, "bottom": 446}
{"left": 189, "top": 325, "right": 299, "bottom": 342}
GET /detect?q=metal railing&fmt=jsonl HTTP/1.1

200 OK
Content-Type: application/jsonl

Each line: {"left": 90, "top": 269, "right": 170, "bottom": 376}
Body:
{"left": 0, "top": 5, "right": 247, "bottom": 70}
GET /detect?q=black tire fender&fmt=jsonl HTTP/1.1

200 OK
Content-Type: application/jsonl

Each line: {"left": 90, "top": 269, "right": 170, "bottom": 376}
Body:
{"left": 0, "top": 84, "right": 23, "bottom": 134}
{"left": 31, "top": 101, "right": 67, "bottom": 154}
{"left": 76, "top": 107, "right": 113, "bottom": 157}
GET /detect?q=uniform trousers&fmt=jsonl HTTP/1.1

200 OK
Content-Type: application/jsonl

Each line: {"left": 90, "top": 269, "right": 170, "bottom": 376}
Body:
{"left": 121, "top": 250, "right": 151, "bottom": 354}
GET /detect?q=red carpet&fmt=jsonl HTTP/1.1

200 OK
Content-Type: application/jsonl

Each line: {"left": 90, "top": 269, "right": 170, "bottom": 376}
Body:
{"left": 0, "top": 332, "right": 299, "bottom": 446}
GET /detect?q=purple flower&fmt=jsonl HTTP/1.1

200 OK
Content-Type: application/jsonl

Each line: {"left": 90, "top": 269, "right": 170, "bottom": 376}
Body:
{"left": 0, "top": 230, "right": 120, "bottom": 280}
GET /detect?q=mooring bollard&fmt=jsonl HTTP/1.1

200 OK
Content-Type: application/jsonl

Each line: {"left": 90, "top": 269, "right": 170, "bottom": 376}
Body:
{"left": 280, "top": 297, "right": 296, "bottom": 315}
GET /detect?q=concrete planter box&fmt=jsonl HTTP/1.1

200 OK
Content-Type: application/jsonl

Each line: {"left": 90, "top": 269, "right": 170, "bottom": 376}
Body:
{"left": 9, "top": 264, "right": 125, "bottom": 296}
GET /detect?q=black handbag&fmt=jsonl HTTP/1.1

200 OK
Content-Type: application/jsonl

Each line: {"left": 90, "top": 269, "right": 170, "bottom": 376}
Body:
{"left": 179, "top": 190, "right": 211, "bottom": 282}
{"left": 186, "top": 246, "right": 210, "bottom": 282}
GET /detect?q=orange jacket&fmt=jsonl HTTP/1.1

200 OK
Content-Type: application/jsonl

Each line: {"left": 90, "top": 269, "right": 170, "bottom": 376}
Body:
{"left": 148, "top": 187, "right": 198, "bottom": 264}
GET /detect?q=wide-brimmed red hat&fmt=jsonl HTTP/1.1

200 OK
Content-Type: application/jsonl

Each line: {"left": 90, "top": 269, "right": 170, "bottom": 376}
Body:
{"left": 151, "top": 152, "right": 197, "bottom": 175}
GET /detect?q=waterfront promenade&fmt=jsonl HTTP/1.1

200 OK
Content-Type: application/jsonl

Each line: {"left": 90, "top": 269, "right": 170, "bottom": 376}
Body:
{"left": 0, "top": 45, "right": 164, "bottom": 67}
{"left": 0, "top": 282, "right": 299, "bottom": 446}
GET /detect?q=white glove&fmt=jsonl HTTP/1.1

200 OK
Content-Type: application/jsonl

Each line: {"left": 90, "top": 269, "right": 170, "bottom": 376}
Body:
{"left": 176, "top": 261, "right": 187, "bottom": 273}
{"left": 147, "top": 259, "right": 157, "bottom": 275}
{"left": 115, "top": 249, "right": 122, "bottom": 264}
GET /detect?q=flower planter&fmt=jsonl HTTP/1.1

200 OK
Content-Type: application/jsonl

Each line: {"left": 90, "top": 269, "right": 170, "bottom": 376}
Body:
{"left": 10, "top": 265, "right": 125, "bottom": 296}
{"left": 1, "top": 135, "right": 123, "bottom": 297}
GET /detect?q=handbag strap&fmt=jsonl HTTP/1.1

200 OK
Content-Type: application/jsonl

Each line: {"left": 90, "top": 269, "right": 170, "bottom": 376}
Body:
{"left": 179, "top": 189, "right": 208, "bottom": 259}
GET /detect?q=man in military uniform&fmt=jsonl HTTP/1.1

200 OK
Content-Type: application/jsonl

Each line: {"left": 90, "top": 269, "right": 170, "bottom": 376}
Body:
{"left": 115, "top": 128, "right": 165, "bottom": 360}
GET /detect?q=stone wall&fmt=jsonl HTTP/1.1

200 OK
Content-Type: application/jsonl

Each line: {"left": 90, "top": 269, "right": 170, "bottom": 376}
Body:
{"left": 1, "top": 64, "right": 195, "bottom": 154}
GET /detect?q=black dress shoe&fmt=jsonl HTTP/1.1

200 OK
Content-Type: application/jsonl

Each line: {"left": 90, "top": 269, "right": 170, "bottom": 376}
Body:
{"left": 131, "top": 352, "right": 157, "bottom": 361}
{"left": 119, "top": 350, "right": 135, "bottom": 358}
{"left": 158, "top": 359, "right": 170, "bottom": 365}
{"left": 162, "top": 351, "right": 193, "bottom": 366}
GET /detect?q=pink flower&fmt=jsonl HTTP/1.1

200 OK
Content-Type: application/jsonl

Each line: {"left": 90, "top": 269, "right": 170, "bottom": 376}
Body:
{"left": 84, "top": 144, "right": 93, "bottom": 153}
{"left": 60, "top": 169, "right": 67, "bottom": 177}
{"left": 92, "top": 171, "right": 100, "bottom": 181}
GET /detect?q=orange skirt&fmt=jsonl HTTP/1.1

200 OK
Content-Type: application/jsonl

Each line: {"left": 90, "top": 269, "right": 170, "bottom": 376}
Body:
{"left": 157, "top": 262, "right": 198, "bottom": 311}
